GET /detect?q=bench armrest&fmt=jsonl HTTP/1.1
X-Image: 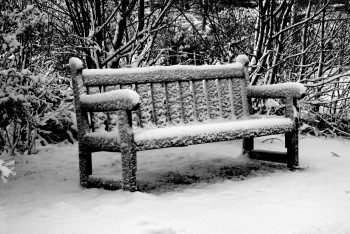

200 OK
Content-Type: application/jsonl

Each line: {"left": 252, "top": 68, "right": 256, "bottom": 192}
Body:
{"left": 80, "top": 89, "right": 140, "bottom": 111}
{"left": 247, "top": 82, "right": 306, "bottom": 99}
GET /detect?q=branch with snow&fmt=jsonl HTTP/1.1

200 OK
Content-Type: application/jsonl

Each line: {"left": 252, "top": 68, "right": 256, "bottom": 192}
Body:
{"left": 0, "top": 159, "right": 16, "bottom": 183}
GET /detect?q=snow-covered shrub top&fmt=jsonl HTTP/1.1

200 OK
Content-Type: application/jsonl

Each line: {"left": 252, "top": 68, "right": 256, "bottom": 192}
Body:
{"left": 0, "top": 159, "right": 16, "bottom": 183}
{"left": 247, "top": 82, "right": 306, "bottom": 98}
{"left": 81, "top": 63, "right": 245, "bottom": 86}
{"left": 1, "top": 5, "right": 48, "bottom": 53}
{"left": 1, "top": 5, "right": 76, "bottom": 153}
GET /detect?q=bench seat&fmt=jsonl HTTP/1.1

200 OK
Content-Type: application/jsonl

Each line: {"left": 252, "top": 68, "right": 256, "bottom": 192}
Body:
{"left": 83, "top": 117, "right": 293, "bottom": 152}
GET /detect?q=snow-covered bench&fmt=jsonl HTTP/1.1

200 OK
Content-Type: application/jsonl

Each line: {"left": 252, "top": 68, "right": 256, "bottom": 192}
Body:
{"left": 69, "top": 55, "right": 306, "bottom": 191}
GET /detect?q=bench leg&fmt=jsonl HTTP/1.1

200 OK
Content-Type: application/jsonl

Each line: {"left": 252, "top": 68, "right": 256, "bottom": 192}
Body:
{"left": 121, "top": 150, "right": 137, "bottom": 191}
{"left": 285, "top": 130, "right": 299, "bottom": 168}
{"left": 242, "top": 137, "right": 254, "bottom": 157}
{"left": 79, "top": 145, "right": 92, "bottom": 185}
{"left": 285, "top": 98, "right": 299, "bottom": 169}
{"left": 118, "top": 109, "right": 137, "bottom": 192}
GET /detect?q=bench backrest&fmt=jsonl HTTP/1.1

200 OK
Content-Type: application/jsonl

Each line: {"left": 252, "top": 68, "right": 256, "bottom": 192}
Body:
{"left": 75, "top": 62, "right": 250, "bottom": 129}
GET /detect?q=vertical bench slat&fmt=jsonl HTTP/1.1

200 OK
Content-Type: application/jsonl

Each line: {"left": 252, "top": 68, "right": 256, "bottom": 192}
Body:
{"left": 102, "top": 85, "right": 111, "bottom": 131}
{"left": 133, "top": 83, "right": 142, "bottom": 127}
{"left": 228, "top": 79, "right": 236, "bottom": 119}
{"left": 86, "top": 86, "right": 95, "bottom": 132}
{"left": 164, "top": 82, "right": 171, "bottom": 124}
{"left": 137, "top": 84, "right": 153, "bottom": 127}
{"left": 194, "top": 80, "right": 206, "bottom": 122}
{"left": 180, "top": 81, "right": 194, "bottom": 123}
{"left": 215, "top": 79, "right": 223, "bottom": 119}
{"left": 240, "top": 79, "right": 250, "bottom": 117}
{"left": 203, "top": 80, "right": 210, "bottom": 120}
{"left": 218, "top": 79, "right": 232, "bottom": 119}
{"left": 231, "top": 79, "right": 243, "bottom": 118}
{"left": 177, "top": 81, "right": 184, "bottom": 123}
{"left": 152, "top": 83, "right": 167, "bottom": 127}
{"left": 99, "top": 85, "right": 109, "bottom": 131}
{"left": 166, "top": 82, "right": 181, "bottom": 124}
{"left": 190, "top": 80, "right": 198, "bottom": 121}
{"left": 207, "top": 79, "right": 220, "bottom": 120}
{"left": 150, "top": 83, "right": 157, "bottom": 124}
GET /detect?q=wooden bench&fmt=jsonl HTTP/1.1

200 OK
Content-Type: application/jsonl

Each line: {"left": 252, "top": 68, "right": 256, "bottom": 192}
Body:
{"left": 69, "top": 55, "right": 306, "bottom": 191}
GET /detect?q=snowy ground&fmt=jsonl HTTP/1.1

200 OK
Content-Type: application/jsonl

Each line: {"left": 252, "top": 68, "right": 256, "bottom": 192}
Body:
{"left": 1, "top": 135, "right": 350, "bottom": 234}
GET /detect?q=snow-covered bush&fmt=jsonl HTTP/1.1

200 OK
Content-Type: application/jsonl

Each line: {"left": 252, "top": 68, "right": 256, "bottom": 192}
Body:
{"left": 0, "top": 63, "right": 77, "bottom": 156}
{"left": 0, "top": 159, "right": 16, "bottom": 183}
{"left": 0, "top": 4, "right": 77, "bottom": 156}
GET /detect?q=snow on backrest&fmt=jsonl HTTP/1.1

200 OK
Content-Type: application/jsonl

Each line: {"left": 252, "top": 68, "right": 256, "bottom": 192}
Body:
{"left": 81, "top": 64, "right": 246, "bottom": 129}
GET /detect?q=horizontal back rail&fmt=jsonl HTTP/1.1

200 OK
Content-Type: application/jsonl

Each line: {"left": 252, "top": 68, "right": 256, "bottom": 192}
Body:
{"left": 82, "top": 64, "right": 245, "bottom": 86}
{"left": 80, "top": 63, "right": 248, "bottom": 129}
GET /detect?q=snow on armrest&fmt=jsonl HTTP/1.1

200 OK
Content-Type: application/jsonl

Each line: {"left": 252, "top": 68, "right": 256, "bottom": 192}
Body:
{"left": 80, "top": 89, "right": 140, "bottom": 111}
{"left": 247, "top": 82, "right": 306, "bottom": 99}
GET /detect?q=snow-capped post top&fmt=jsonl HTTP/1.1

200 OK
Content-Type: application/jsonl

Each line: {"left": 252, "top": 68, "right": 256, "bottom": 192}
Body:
{"left": 69, "top": 57, "right": 84, "bottom": 70}
{"left": 236, "top": 54, "right": 249, "bottom": 67}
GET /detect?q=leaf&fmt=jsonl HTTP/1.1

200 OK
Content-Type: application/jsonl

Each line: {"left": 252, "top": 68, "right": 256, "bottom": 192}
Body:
{"left": 24, "top": 5, "right": 34, "bottom": 12}
{"left": 22, "top": 102, "right": 32, "bottom": 107}
{"left": 0, "top": 89, "right": 5, "bottom": 98}
{"left": 28, "top": 76, "right": 36, "bottom": 83}
{"left": 3, "top": 160, "right": 15, "bottom": 167}
{"left": 300, "top": 123, "right": 312, "bottom": 131}
{"left": 21, "top": 69, "right": 31, "bottom": 76}
{"left": 69, "top": 111, "right": 77, "bottom": 127}
{"left": 39, "top": 75, "right": 47, "bottom": 83}
{"left": 0, "top": 70, "right": 9, "bottom": 77}
{"left": 265, "top": 99, "right": 280, "bottom": 109}
{"left": 0, "top": 97, "right": 9, "bottom": 103}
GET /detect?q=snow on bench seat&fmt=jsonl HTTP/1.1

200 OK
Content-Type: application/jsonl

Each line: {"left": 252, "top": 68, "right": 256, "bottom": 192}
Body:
{"left": 83, "top": 117, "right": 293, "bottom": 152}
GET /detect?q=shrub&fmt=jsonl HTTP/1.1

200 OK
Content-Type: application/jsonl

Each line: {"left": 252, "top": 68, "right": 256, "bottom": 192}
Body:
{"left": 0, "top": 4, "right": 76, "bottom": 157}
{"left": 0, "top": 159, "right": 16, "bottom": 183}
